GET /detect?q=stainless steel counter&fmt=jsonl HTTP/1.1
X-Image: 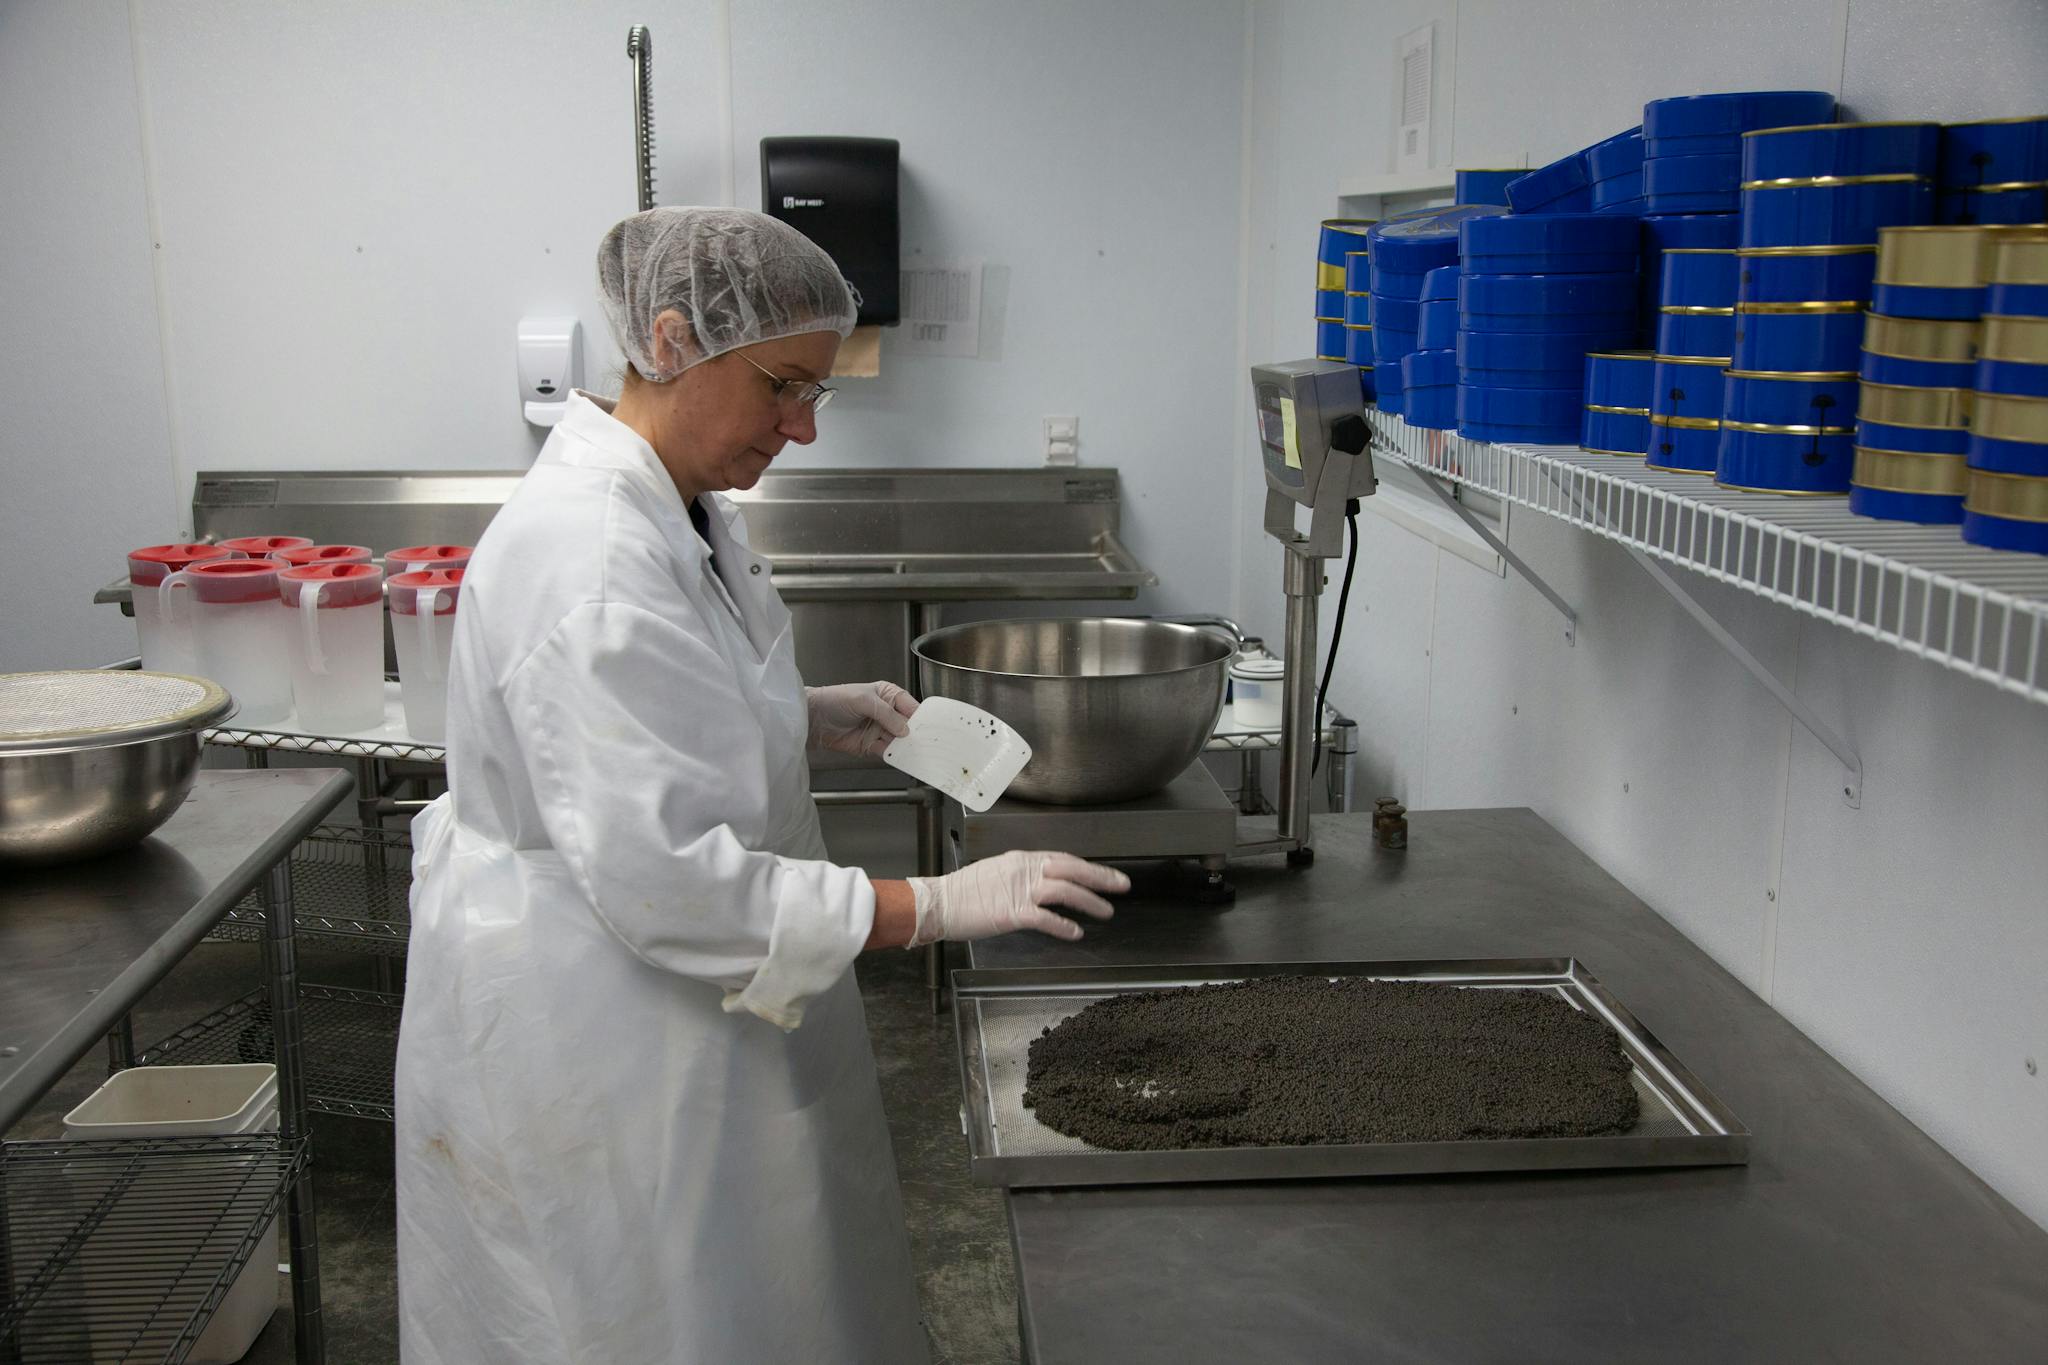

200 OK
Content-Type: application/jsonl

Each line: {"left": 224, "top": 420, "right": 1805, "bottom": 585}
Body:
{"left": 968, "top": 809, "right": 2048, "bottom": 1363}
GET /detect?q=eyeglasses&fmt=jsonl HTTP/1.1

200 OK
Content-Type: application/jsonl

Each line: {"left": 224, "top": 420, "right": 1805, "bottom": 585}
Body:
{"left": 733, "top": 350, "right": 836, "bottom": 413}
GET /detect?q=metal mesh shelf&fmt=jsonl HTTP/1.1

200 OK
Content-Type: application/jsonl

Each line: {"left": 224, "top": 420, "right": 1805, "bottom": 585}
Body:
{"left": 210, "top": 824, "right": 413, "bottom": 957}
{"left": 1370, "top": 411, "right": 2048, "bottom": 707}
{"left": 136, "top": 988, "right": 402, "bottom": 1122}
{"left": 202, "top": 682, "right": 448, "bottom": 763}
{"left": 1, "top": 1134, "right": 306, "bottom": 1364}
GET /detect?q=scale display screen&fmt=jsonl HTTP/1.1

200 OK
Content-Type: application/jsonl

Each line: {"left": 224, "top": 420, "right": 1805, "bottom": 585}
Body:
{"left": 1255, "top": 381, "right": 1306, "bottom": 488}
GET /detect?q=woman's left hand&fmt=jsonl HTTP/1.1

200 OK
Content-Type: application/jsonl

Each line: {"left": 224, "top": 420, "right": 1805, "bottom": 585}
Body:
{"left": 806, "top": 681, "right": 918, "bottom": 757}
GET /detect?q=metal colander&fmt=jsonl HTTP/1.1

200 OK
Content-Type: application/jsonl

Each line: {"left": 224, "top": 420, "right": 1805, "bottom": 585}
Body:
{"left": 0, "top": 671, "right": 231, "bottom": 750}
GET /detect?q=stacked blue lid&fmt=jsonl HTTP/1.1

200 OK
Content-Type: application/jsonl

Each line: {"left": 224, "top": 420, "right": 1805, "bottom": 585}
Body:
{"left": 1455, "top": 213, "right": 1639, "bottom": 444}
{"left": 1961, "top": 229, "right": 2048, "bottom": 553}
{"left": 1582, "top": 351, "right": 1655, "bottom": 456}
{"left": 1505, "top": 126, "right": 1645, "bottom": 217}
{"left": 1370, "top": 204, "right": 1503, "bottom": 413}
{"left": 1317, "top": 219, "right": 1374, "bottom": 358}
{"left": 1456, "top": 169, "right": 1524, "bottom": 206}
{"left": 1936, "top": 115, "right": 2048, "bottom": 226}
{"left": 1341, "top": 249, "right": 1377, "bottom": 394}
{"left": 1404, "top": 265, "right": 1462, "bottom": 430}
{"left": 1643, "top": 91, "right": 1834, "bottom": 214}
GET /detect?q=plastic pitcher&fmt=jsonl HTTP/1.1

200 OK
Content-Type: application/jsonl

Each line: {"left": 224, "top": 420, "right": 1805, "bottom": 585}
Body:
{"left": 127, "top": 543, "right": 235, "bottom": 674}
{"left": 390, "top": 568, "right": 464, "bottom": 741}
{"left": 217, "top": 534, "right": 312, "bottom": 562}
{"left": 277, "top": 543, "right": 373, "bottom": 568}
{"left": 160, "top": 558, "right": 293, "bottom": 726}
{"left": 282, "top": 562, "right": 386, "bottom": 733}
{"left": 386, "top": 543, "right": 473, "bottom": 574}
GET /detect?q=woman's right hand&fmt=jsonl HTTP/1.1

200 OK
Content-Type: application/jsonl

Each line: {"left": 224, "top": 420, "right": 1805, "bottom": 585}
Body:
{"left": 904, "top": 851, "right": 1129, "bottom": 947}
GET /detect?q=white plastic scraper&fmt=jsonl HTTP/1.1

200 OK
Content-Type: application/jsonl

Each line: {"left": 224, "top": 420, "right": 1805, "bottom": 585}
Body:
{"left": 882, "top": 697, "right": 1033, "bottom": 813}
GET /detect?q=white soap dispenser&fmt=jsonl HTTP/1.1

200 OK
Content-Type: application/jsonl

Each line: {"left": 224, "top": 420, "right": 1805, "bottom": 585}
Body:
{"left": 517, "top": 317, "right": 583, "bottom": 427}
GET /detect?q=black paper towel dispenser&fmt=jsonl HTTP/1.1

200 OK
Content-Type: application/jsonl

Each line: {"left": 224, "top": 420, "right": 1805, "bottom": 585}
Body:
{"left": 761, "top": 136, "right": 899, "bottom": 327}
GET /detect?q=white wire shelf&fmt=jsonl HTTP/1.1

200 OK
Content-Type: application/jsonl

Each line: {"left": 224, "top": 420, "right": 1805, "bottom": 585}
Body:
{"left": 209, "top": 824, "right": 412, "bottom": 957}
{"left": 137, "top": 987, "right": 402, "bottom": 1123}
{"left": 203, "top": 681, "right": 447, "bottom": 764}
{"left": 1368, "top": 412, "right": 2048, "bottom": 708}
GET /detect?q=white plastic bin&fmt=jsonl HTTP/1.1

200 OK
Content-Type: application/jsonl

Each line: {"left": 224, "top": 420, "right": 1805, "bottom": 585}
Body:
{"left": 63, "top": 1065, "right": 281, "bottom": 1364}
{"left": 1229, "top": 656, "right": 1287, "bottom": 729}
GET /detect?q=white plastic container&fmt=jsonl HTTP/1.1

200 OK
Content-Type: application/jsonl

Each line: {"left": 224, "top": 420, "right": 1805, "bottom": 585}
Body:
{"left": 390, "top": 567, "right": 464, "bottom": 742}
{"left": 126, "top": 543, "right": 236, "bottom": 675}
{"left": 160, "top": 559, "right": 294, "bottom": 727}
{"left": 62, "top": 1064, "right": 281, "bottom": 1364}
{"left": 1229, "top": 656, "right": 1287, "bottom": 730}
{"left": 282, "top": 561, "right": 386, "bottom": 733}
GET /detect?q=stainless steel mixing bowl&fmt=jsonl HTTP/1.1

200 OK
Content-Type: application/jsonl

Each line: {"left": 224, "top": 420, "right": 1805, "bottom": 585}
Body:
{"left": 913, "top": 618, "right": 1231, "bottom": 804}
{"left": 0, "top": 671, "right": 232, "bottom": 866}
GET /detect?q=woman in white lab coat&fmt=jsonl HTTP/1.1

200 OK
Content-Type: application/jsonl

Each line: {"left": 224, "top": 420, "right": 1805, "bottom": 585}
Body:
{"left": 393, "top": 207, "right": 1127, "bottom": 1364}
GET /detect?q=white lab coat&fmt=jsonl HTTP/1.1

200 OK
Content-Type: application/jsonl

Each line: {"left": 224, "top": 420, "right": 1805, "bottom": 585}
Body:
{"left": 393, "top": 391, "right": 927, "bottom": 1364}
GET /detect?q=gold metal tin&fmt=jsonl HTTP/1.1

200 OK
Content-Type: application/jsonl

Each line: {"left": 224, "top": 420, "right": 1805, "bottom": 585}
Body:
{"left": 1649, "top": 414, "right": 1723, "bottom": 431}
{"left": 1851, "top": 447, "right": 1967, "bottom": 496}
{"left": 1344, "top": 290, "right": 1369, "bottom": 298}
{"left": 1724, "top": 368, "right": 1860, "bottom": 380}
{"left": 1650, "top": 354, "right": 1732, "bottom": 367}
{"left": 1735, "top": 244, "right": 1878, "bottom": 256}
{"left": 1733, "top": 300, "right": 1866, "bottom": 314}
{"left": 1965, "top": 468, "right": 2048, "bottom": 522}
{"left": 1861, "top": 313, "right": 1980, "bottom": 362}
{"left": 1722, "top": 418, "right": 1857, "bottom": 435}
{"left": 1344, "top": 323, "right": 1373, "bottom": 332}
{"left": 1985, "top": 230, "right": 2048, "bottom": 286}
{"left": 1973, "top": 391, "right": 2048, "bottom": 444}
{"left": 1740, "top": 173, "right": 1929, "bottom": 190}
{"left": 1875, "top": 224, "right": 1988, "bottom": 288}
{"left": 1585, "top": 350, "right": 1654, "bottom": 360}
{"left": 1967, "top": 181, "right": 2048, "bottom": 194}
{"left": 1644, "top": 461, "right": 1713, "bottom": 475}
{"left": 1585, "top": 404, "right": 1651, "bottom": 416}
{"left": 1980, "top": 314, "right": 2048, "bottom": 364}
{"left": 1741, "top": 120, "right": 1935, "bottom": 137}
{"left": 1315, "top": 315, "right": 1343, "bottom": 323}
{"left": 1859, "top": 380, "right": 1971, "bottom": 428}
{"left": 1662, "top": 248, "right": 1740, "bottom": 255}
{"left": 1660, "top": 305, "right": 1736, "bottom": 316}
{"left": 1317, "top": 262, "right": 1346, "bottom": 290}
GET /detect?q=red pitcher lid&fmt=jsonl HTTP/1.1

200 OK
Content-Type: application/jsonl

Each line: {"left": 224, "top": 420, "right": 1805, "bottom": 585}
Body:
{"left": 389, "top": 567, "right": 464, "bottom": 615}
{"left": 176, "top": 557, "right": 284, "bottom": 604}
{"left": 128, "top": 542, "right": 234, "bottom": 585}
{"left": 218, "top": 535, "right": 313, "bottom": 556}
{"left": 277, "top": 543, "right": 373, "bottom": 567}
{"left": 281, "top": 561, "right": 384, "bottom": 609}
{"left": 387, "top": 544, "right": 473, "bottom": 570}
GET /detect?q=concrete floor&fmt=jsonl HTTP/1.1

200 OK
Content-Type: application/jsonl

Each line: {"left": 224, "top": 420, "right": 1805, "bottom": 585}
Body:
{"left": 6, "top": 804, "right": 1017, "bottom": 1364}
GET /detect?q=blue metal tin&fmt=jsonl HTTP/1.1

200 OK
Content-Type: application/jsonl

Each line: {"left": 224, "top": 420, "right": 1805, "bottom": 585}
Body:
{"left": 1344, "top": 292, "right": 1373, "bottom": 326}
{"left": 1731, "top": 306, "right": 1866, "bottom": 371}
{"left": 1656, "top": 309, "right": 1737, "bottom": 359}
{"left": 1735, "top": 245, "right": 1878, "bottom": 302}
{"left": 1370, "top": 267, "right": 1431, "bottom": 301}
{"left": 1373, "top": 295, "right": 1422, "bottom": 334}
{"left": 1582, "top": 406, "right": 1651, "bottom": 455}
{"left": 1850, "top": 483, "right": 1965, "bottom": 524}
{"left": 1977, "top": 356, "right": 2048, "bottom": 398}
{"left": 1343, "top": 324, "right": 1374, "bottom": 367}
{"left": 1642, "top": 153, "right": 1744, "bottom": 213}
{"left": 1938, "top": 184, "right": 2048, "bottom": 226}
{"left": 1458, "top": 328, "right": 1610, "bottom": 370}
{"left": 1961, "top": 505, "right": 2048, "bottom": 554}
{"left": 1505, "top": 150, "right": 1592, "bottom": 214}
{"left": 1315, "top": 288, "right": 1344, "bottom": 320}
{"left": 1402, "top": 350, "right": 1458, "bottom": 430}
{"left": 1742, "top": 122, "right": 1939, "bottom": 183}
{"left": 1940, "top": 117, "right": 2048, "bottom": 190}
{"left": 1650, "top": 355, "right": 1728, "bottom": 421}
{"left": 1456, "top": 169, "right": 1523, "bottom": 205}
{"left": 1716, "top": 423, "right": 1854, "bottom": 493}
{"left": 1585, "top": 350, "right": 1655, "bottom": 410}
{"left": 1458, "top": 384, "right": 1585, "bottom": 444}
{"left": 1642, "top": 213, "right": 1743, "bottom": 253}
{"left": 1343, "top": 252, "right": 1372, "bottom": 294}
{"left": 1988, "top": 283, "right": 2048, "bottom": 316}
{"left": 1418, "top": 298, "right": 1458, "bottom": 351}
{"left": 1594, "top": 196, "right": 1646, "bottom": 218}
{"left": 1403, "top": 348, "right": 1457, "bottom": 387}
{"left": 1646, "top": 418, "right": 1722, "bottom": 472}
{"left": 1370, "top": 205, "right": 1499, "bottom": 274}
{"left": 1966, "top": 432, "right": 2048, "bottom": 477}
{"left": 1740, "top": 179, "right": 1935, "bottom": 247}
{"left": 1460, "top": 213, "right": 1639, "bottom": 275}
{"left": 1372, "top": 325, "right": 1420, "bottom": 366}
{"left": 1461, "top": 272, "right": 1638, "bottom": 330}
{"left": 1421, "top": 264, "right": 1462, "bottom": 302}
{"left": 1316, "top": 319, "right": 1346, "bottom": 360}
{"left": 1869, "top": 281, "right": 1984, "bottom": 321}
{"left": 1722, "top": 368, "right": 1857, "bottom": 429}
{"left": 1861, "top": 350, "right": 1976, "bottom": 389}
{"left": 1591, "top": 173, "right": 1644, "bottom": 213}
{"left": 1660, "top": 249, "right": 1739, "bottom": 308}
{"left": 1642, "top": 90, "right": 1836, "bottom": 158}
{"left": 1318, "top": 219, "right": 1375, "bottom": 267}
{"left": 1857, "top": 418, "right": 1968, "bottom": 455}
{"left": 1586, "top": 127, "right": 1646, "bottom": 181}
{"left": 1374, "top": 360, "right": 1405, "bottom": 415}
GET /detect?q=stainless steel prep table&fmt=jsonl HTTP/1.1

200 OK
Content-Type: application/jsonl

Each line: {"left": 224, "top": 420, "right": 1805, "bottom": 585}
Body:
{"left": 2, "top": 767, "right": 353, "bottom": 1362}
{"left": 967, "top": 808, "right": 2048, "bottom": 1364}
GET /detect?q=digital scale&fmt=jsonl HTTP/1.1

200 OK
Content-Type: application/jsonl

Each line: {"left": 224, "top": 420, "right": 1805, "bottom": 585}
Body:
{"left": 943, "top": 361, "right": 1373, "bottom": 892}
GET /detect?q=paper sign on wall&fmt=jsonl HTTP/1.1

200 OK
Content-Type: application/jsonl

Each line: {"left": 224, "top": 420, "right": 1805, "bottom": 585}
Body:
{"left": 1396, "top": 24, "right": 1433, "bottom": 173}
{"left": 894, "top": 260, "right": 983, "bottom": 358}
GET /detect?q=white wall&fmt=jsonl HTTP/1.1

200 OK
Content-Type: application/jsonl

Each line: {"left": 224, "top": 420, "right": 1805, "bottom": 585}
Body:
{"left": 1240, "top": 0, "right": 2048, "bottom": 1229}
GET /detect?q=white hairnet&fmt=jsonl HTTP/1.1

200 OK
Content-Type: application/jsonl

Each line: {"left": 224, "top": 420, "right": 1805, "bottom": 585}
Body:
{"left": 598, "top": 207, "right": 859, "bottom": 382}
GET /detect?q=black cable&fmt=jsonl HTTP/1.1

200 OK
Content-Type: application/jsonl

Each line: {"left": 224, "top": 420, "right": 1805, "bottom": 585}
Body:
{"left": 1312, "top": 501, "right": 1361, "bottom": 776}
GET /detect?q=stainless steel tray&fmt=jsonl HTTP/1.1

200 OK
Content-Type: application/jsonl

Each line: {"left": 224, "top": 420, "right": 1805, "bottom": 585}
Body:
{"left": 952, "top": 958, "right": 1749, "bottom": 1187}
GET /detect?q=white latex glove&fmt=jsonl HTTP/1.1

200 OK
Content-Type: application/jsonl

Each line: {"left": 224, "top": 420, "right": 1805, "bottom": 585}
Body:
{"left": 806, "top": 681, "right": 918, "bottom": 757}
{"left": 905, "top": 851, "right": 1130, "bottom": 947}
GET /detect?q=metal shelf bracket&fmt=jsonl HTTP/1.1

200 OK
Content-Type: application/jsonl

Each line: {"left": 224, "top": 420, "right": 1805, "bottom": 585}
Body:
{"left": 1414, "top": 468, "right": 1579, "bottom": 645}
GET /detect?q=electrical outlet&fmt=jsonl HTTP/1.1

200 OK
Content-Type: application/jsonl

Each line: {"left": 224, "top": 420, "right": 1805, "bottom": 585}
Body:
{"left": 1044, "top": 415, "right": 1079, "bottom": 466}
